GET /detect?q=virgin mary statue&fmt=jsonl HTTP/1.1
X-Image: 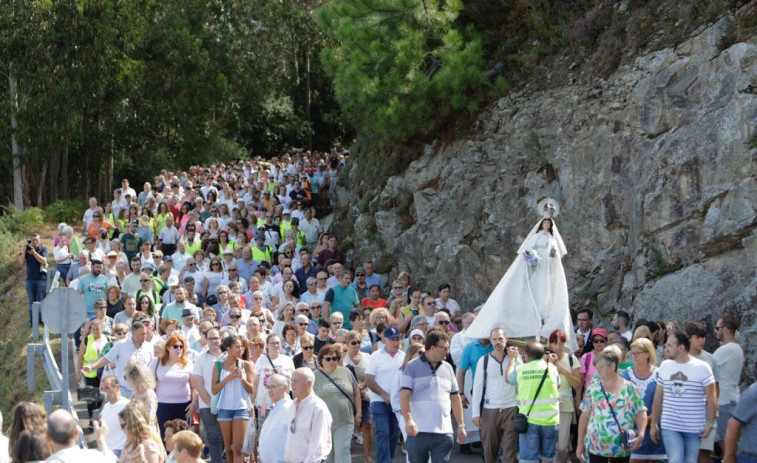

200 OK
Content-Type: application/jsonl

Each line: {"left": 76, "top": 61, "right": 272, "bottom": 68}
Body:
{"left": 466, "top": 199, "right": 577, "bottom": 350}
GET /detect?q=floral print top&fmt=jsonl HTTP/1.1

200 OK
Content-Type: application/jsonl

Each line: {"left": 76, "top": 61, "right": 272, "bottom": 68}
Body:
{"left": 580, "top": 379, "right": 646, "bottom": 457}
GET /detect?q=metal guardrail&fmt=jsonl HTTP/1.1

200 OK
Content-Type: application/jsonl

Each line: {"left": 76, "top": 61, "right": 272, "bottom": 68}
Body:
{"left": 27, "top": 294, "right": 86, "bottom": 448}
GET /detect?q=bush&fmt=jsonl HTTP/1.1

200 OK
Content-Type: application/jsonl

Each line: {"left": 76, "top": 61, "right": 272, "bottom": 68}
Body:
{"left": 0, "top": 205, "right": 44, "bottom": 235}
{"left": 43, "top": 200, "right": 86, "bottom": 225}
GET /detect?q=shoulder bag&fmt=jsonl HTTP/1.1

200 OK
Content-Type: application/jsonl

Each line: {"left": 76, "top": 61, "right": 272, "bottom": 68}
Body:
{"left": 599, "top": 381, "right": 635, "bottom": 449}
{"left": 513, "top": 366, "right": 550, "bottom": 434}
{"left": 317, "top": 367, "right": 355, "bottom": 414}
{"left": 210, "top": 361, "right": 223, "bottom": 415}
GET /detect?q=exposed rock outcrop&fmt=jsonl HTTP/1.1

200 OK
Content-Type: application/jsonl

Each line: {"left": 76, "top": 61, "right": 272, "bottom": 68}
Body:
{"left": 339, "top": 17, "right": 757, "bottom": 381}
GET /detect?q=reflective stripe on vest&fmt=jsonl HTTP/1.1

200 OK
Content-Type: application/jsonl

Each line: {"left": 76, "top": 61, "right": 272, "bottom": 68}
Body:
{"left": 515, "top": 360, "right": 560, "bottom": 426}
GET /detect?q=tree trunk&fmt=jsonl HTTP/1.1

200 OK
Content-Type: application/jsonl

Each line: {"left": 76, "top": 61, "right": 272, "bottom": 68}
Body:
{"left": 48, "top": 122, "right": 60, "bottom": 203}
{"left": 36, "top": 159, "right": 47, "bottom": 206}
{"left": 9, "top": 61, "right": 24, "bottom": 210}
{"left": 61, "top": 128, "right": 69, "bottom": 199}
{"left": 304, "top": 44, "right": 312, "bottom": 150}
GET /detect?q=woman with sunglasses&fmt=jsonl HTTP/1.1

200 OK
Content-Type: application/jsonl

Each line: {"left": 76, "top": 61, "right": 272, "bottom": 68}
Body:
{"left": 578, "top": 328, "right": 609, "bottom": 401}
{"left": 137, "top": 295, "right": 159, "bottom": 328}
{"left": 202, "top": 257, "right": 226, "bottom": 299}
{"left": 349, "top": 309, "right": 373, "bottom": 354}
{"left": 148, "top": 334, "right": 196, "bottom": 439}
{"left": 622, "top": 338, "right": 666, "bottom": 463}
{"left": 293, "top": 332, "right": 318, "bottom": 370}
{"left": 88, "top": 209, "right": 115, "bottom": 239}
{"left": 344, "top": 329, "right": 374, "bottom": 463}
{"left": 118, "top": 402, "right": 166, "bottom": 463}
{"left": 212, "top": 335, "right": 254, "bottom": 463}
{"left": 314, "top": 343, "right": 361, "bottom": 463}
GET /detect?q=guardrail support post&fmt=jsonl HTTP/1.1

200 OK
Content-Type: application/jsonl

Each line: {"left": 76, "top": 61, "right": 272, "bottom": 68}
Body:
{"left": 27, "top": 345, "right": 36, "bottom": 392}
{"left": 32, "top": 302, "right": 40, "bottom": 342}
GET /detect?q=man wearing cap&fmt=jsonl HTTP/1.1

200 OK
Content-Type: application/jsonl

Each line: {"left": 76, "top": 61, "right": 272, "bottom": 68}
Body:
{"left": 406, "top": 329, "right": 426, "bottom": 350}
{"left": 366, "top": 326, "right": 406, "bottom": 463}
{"left": 279, "top": 209, "right": 293, "bottom": 238}
{"left": 180, "top": 308, "right": 201, "bottom": 346}
{"left": 351, "top": 267, "right": 370, "bottom": 300}
{"left": 161, "top": 287, "right": 200, "bottom": 322}
{"left": 119, "top": 220, "right": 143, "bottom": 262}
{"left": 252, "top": 232, "right": 273, "bottom": 266}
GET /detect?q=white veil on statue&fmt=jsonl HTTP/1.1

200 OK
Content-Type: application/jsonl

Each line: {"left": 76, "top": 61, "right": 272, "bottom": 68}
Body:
{"left": 466, "top": 198, "right": 577, "bottom": 351}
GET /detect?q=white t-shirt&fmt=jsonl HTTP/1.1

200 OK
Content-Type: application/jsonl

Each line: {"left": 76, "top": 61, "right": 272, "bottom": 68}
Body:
{"left": 365, "top": 347, "right": 405, "bottom": 403}
{"left": 0, "top": 435, "right": 9, "bottom": 463}
{"left": 435, "top": 297, "right": 461, "bottom": 316}
{"left": 712, "top": 342, "right": 744, "bottom": 404}
{"left": 656, "top": 357, "right": 715, "bottom": 433}
{"left": 101, "top": 397, "right": 129, "bottom": 451}
{"left": 253, "top": 354, "right": 295, "bottom": 409}
{"left": 191, "top": 350, "right": 225, "bottom": 409}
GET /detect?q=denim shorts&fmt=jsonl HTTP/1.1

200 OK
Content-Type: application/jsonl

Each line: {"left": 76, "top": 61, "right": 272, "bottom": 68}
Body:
{"left": 360, "top": 399, "right": 372, "bottom": 425}
{"left": 217, "top": 408, "right": 250, "bottom": 422}
{"left": 519, "top": 423, "right": 559, "bottom": 462}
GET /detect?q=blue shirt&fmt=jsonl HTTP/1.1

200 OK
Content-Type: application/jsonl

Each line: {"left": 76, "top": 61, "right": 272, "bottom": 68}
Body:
{"left": 294, "top": 264, "right": 318, "bottom": 291}
{"left": 325, "top": 285, "right": 359, "bottom": 329}
{"left": 26, "top": 245, "right": 48, "bottom": 280}
{"left": 78, "top": 274, "right": 109, "bottom": 314}
{"left": 459, "top": 341, "right": 494, "bottom": 381}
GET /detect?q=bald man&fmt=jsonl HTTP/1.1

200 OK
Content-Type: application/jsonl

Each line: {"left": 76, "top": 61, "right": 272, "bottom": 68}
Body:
{"left": 45, "top": 409, "right": 116, "bottom": 462}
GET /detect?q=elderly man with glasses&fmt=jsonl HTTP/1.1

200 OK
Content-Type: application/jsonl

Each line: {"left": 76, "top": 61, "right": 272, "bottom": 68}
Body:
{"left": 284, "top": 368, "right": 333, "bottom": 463}
{"left": 259, "top": 374, "right": 295, "bottom": 463}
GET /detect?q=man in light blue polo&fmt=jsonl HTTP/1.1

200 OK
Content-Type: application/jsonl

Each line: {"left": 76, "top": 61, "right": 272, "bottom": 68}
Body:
{"left": 400, "top": 329, "right": 467, "bottom": 463}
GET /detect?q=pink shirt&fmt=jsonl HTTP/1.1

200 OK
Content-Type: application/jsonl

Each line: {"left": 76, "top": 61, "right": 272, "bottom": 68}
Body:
{"left": 150, "top": 358, "right": 194, "bottom": 403}
{"left": 579, "top": 351, "right": 596, "bottom": 395}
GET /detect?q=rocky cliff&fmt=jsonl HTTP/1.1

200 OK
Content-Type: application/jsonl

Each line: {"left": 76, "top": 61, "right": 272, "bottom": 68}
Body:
{"left": 337, "top": 17, "right": 757, "bottom": 379}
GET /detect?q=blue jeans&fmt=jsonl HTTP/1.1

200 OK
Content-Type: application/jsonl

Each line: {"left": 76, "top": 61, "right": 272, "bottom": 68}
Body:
{"left": 405, "top": 432, "right": 453, "bottom": 463}
{"left": 26, "top": 279, "right": 47, "bottom": 326}
{"left": 519, "top": 423, "right": 559, "bottom": 463}
{"left": 661, "top": 429, "right": 700, "bottom": 463}
{"left": 199, "top": 408, "right": 225, "bottom": 463}
{"left": 372, "top": 402, "right": 400, "bottom": 463}
{"left": 738, "top": 453, "right": 757, "bottom": 463}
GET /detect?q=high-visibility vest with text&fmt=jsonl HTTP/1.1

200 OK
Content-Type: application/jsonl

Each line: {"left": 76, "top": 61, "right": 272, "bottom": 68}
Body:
{"left": 515, "top": 359, "right": 560, "bottom": 426}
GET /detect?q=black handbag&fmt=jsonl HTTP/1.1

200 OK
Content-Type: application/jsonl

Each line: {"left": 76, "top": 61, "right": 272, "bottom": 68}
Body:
{"left": 514, "top": 367, "right": 550, "bottom": 434}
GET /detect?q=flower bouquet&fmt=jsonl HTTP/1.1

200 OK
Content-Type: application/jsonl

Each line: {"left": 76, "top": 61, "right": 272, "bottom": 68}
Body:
{"left": 523, "top": 249, "right": 541, "bottom": 276}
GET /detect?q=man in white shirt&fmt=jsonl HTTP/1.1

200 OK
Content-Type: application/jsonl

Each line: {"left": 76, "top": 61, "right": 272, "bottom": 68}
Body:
{"left": 45, "top": 409, "right": 116, "bottom": 462}
{"left": 191, "top": 328, "right": 225, "bottom": 463}
{"left": 121, "top": 257, "right": 143, "bottom": 297}
{"left": 472, "top": 328, "right": 522, "bottom": 463}
{"left": 713, "top": 316, "right": 744, "bottom": 446}
{"left": 258, "top": 374, "right": 294, "bottom": 463}
{"left": 365, "top": 327, "right": 405, "bottom": 463}
{"left": 171, "top": 240, "right": 191, "bottom": 272}
{"left": 99, "top": 375, "right": 129, "bottom": 457}
{"left": 83, "top": 197, "right": 99, "bottom": 232}
{"left": 285, "top": 368, "right": 332, "bottom": 463}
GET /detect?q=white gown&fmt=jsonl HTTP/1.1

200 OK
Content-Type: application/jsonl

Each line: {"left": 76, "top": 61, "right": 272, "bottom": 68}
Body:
{"left": 466, "top": 220, "right": 577, "bottom": 351}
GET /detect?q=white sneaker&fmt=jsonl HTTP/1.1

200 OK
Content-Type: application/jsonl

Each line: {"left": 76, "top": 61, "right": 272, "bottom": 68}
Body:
{"left": 356, "top": 434, "right": 364, "bottom": 445}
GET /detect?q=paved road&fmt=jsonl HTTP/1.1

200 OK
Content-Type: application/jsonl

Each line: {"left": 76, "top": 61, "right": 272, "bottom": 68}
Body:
{"left": 350, "top": 439, "right": 485, "bottom": 462}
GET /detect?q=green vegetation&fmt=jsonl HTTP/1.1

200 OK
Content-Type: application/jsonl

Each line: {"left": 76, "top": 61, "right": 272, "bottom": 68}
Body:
{"left": 317, "top": 0, "right": 502, "bottom": 146}
{"left": 646, "top": 245, "right": 679, "bottom": 278}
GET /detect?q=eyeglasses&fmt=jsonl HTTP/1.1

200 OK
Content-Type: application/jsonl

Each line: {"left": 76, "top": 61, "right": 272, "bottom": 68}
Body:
{"left": 592, "top": 338, "right": 607, "bottom": 343}
{"left": 302, "top": 345, "right": 314, "bottom": 350}
{"left": 317, "top": 277, "right": 327, "bottom": 280}
{"left": 218, "top": 290, "right": 228, "bottom": 294}
{"left": 207, "top": 337, "right": 220, "bottom": 341}
{"left": 298, "top": 323, "right": 309, "bottom": 326}
{"left": 229, "top": 268, "right": 238, "bottom": 272}
{"left": 307, "top": 282, "right": 317, "bottom": 286}
{"left": 187, "top": 263, "right": 195, "bottom": 266}
{"left": 425, "top": 301, "right": 436, "bottom": 306}
{"left": 331, "top": 322, "right": 342, "bottom": 325}
{"left": 435, "top": 344, "right": 450, "bottom": 351}
{"left": 630, "top": 350, "right": 646, "bottom": 356}
{"left": 714, "top": 326, "right": 723, "bottom": 330}
{"left": 230, "top": 315, "right": 241, "bottom": 319}
{"left": 95, "top": 306, "right": 106, "bottom": 310}
{"left": 171, "top": 344, "right": 184, "bottom": 350}
{"left": 356, "top": 273, "right": 365, "bottom": 277}
{"left": 140, "top": 300, "right": 150, "bottom": 304}
{"left": 577, "top": 317, "right": 591, "bottom": 321}
{"left": 350, "top": 341, "right": 360, "bottom": 346}
{"left": 297, "top": 308, "right": 309, "bottom": 313}
{"left": 211, "top": 262, "right": 221, "bottom": 267}
{"left": 437, "top": 320, "right": 450, "bottom": 325}
{"left": 114, "top": 331, "right": 126, "bottom": 336}
{"left": 140, "top": 279, "right": 149, "bottom": 283}
{"left": 311, "top": 305, "right": 321, "bottom": 309}
{"left": 268, "top": 341, "right": 281, "bottom": 346}
{"left": 322, "top": 356, "right": 338, "bottom": 362}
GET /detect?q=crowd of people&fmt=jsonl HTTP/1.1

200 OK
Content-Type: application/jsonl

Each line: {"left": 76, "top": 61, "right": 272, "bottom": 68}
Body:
{"left": 10, "top": 153, "right": 756, "bottom": 463}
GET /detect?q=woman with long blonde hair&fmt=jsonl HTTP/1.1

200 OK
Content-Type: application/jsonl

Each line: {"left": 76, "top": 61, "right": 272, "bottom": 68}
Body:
{"left": 118, "top": 402, "right": 166, "bottom": 463}
{"left": 124, "top": 360, "right": 158, "bottom": 429}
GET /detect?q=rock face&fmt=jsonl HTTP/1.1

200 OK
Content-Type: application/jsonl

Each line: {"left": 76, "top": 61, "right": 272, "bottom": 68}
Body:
{"left": 339, "top": 18, "right": 757, "bottom": 381}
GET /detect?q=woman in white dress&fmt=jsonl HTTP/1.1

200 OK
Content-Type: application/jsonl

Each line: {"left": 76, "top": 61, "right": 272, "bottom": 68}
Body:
{"left": 466, "top": 202, "right": 576, "bottom": 349}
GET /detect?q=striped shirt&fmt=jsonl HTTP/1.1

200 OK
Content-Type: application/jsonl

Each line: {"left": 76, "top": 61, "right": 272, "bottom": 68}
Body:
{"left": 656, "top": 357, "right": 715, "bottom": 433}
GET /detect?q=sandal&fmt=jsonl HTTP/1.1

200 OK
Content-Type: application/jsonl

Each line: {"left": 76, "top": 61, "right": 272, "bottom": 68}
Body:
{"left": 364, "top": 457, "right": 376, "bottom": 463}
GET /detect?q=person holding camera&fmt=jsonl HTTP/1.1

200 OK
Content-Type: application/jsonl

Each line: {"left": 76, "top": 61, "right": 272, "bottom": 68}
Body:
{"left": 576, "top": 346, "right": 647, "bottom": 463}
{"left": 506, "top": 342, "right": 561, "bottom": 463}
{"left": 19, "top": 233, "right": 48, "bottom": 327}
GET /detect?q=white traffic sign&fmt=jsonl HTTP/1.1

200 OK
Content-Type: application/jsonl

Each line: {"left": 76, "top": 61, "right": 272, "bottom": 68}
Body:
{"left": 40, "top": 288, "right": 87, "bottom": 334}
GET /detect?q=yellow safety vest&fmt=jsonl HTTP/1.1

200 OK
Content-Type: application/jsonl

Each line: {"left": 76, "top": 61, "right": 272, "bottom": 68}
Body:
{"left": 515, "top": 359, "right": 560, "bottom": 426}
{"left": 82, "top": 334, "right": 103, "bottom": 379}
{"left": 186, "top": 240, "right": 202, "bottom": 256}
{"left": 280, "top": 220, "right": 292, "bottom": 238}
{"left": 251, "top": 245, "right": 272, "bottom": 262}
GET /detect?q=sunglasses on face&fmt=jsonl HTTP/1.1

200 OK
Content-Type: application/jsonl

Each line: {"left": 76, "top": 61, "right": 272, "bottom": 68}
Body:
{"left": 437, "top": 320, "right": 450, "bottom": 325}
{"left": 322, "top": 356, "right": 338, "bottom": 362}
{"left": 302, "top": 345, "right": 314, "bottom": 350}
{"left": 350, "top": 341, "right": 360, "bottom": 346}
{"left": 592, "top": 338, "right": 607, "bottom": 343}
{"left": 171, "top": 344, "right": 184, "bottom": 350}
{"left": 230, "top": 315, "right": 241, "bottom": 319}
